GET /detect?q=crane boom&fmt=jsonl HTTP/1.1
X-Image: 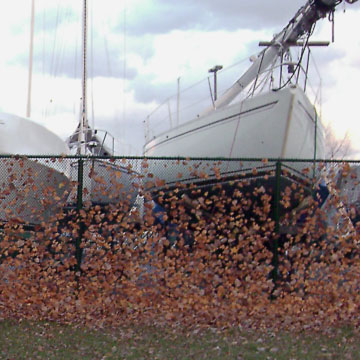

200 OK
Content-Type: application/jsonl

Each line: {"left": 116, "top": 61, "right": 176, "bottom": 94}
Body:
{"left": 203, "top": 0, "right": 357, "bottom": 115}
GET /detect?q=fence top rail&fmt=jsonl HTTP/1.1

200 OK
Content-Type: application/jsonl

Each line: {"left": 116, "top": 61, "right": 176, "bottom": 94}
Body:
{"left": 0, "top": 154, "right": 360, "bottom": 164}
{"left": 0, "top": 154, "right": 145, "bottom": 160}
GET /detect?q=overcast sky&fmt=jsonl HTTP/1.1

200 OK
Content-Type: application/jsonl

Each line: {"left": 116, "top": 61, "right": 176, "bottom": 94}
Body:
{"left": 0, "top": 0, "right": 359, "bottom": 156}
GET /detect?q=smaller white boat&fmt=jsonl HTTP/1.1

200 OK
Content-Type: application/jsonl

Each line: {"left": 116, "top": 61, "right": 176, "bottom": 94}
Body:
{"left": 67, "top": 127, "right": 139, "bottom": 208}
{"left": 66, "top": 0, "right": 139, "bottom": 209}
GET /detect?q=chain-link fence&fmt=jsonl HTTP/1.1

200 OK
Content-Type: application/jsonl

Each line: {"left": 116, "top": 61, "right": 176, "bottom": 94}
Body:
{"left": 1, "top": 155, "right": 359, "bottom": 243}
{"left": 0, "top": 155, "right": 359, "bottom": 327}
{"left": 0, "top": 155, "right": 143, "bottom": 224}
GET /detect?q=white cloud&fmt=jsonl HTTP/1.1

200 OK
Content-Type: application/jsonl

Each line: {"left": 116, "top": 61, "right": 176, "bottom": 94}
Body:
{"left": 139, "top": 29, "right": 271, "bottom": 84}
{"left": 313, "top": 8, "right": 360, "bottom": 152}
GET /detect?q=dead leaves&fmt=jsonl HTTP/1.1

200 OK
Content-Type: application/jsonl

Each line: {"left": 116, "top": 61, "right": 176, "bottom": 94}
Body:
{"left": 0, "top": 158, "right": 359, "bottom": 332}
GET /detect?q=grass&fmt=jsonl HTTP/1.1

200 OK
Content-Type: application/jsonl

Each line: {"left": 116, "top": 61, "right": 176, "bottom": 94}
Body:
{"left": 0, "top": 319, "right": 359, "bottom": 359}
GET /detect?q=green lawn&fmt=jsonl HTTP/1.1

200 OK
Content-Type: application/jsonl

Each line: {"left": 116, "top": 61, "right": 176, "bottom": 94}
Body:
{"left": 0, "top": 320, "right": 359, "bottom": 359}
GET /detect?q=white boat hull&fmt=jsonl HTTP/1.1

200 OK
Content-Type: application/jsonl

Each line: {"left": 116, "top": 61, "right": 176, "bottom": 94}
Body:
{"left": 0, "top": 112, "right": 71, "bottom": 224}
{"left": 0, "top": 158, "right": 70, "bottom": 224}
{"left": 0, "top": 112, "right": 68, "bottom": 155}
{"left": 144, "top": 86, "right": 325, "bottom": 186}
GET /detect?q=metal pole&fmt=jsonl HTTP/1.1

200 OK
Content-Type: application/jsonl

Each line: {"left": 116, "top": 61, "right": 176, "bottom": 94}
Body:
{"left": 26, "top": 0, "right": 35, "bottom": 118}
{"left": 274, "top": 161, "right": 281, "bottom": 234}
{"left": 78, "top": 0, "right": 88, "bottom": 155}
{"left": 208, "top": 65, "right": 223, "bottom": 102}
{"left": 271, "top": 161, "right": 282, "bottom": 294}
{"left": 75, "top": 158, "right": 84, "bottom": 273}
{"left": 76, "top": 159, "right": 84, "bottom": 211}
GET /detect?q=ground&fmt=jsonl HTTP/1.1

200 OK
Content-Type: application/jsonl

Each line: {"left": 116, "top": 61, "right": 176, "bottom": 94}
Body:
{"left": 0, "top": 320, "right": 359, "bottom": 359}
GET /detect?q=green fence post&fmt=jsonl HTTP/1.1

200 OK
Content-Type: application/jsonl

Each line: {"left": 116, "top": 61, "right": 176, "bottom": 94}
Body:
{"left": 75, "top": 158, "right": 84, "bottom": 273}
{"left": 77, "top": 158, "right": 84, "bottom": 211}
{"left": 271, "top": 160, "right": 282, "bottom": 296}
{"left": 274, "top": 161, "right": 281, "bottom": 235}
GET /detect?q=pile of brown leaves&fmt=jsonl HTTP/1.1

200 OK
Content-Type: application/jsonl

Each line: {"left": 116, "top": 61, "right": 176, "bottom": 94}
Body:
{"left": 0, "top": 159, "right": 359, "bottom": 332}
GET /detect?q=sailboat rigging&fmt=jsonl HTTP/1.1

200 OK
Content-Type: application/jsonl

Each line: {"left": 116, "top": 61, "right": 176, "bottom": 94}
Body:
{"left": 66, "top": 0, "right": 139, "bottom": 208}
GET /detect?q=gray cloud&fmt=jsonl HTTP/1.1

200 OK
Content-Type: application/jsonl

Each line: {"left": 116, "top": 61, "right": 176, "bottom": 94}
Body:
{"left": 11, "top": 30, "right": 138, "bottom": 81}
{"left": 131, "top": 74, "right": 177, "bottom": 104}
{"left": 123, "top": 0, "right": 307, "bottom": 35}
{"left": 124, "top": 1, "right": 359, "bottom": 107}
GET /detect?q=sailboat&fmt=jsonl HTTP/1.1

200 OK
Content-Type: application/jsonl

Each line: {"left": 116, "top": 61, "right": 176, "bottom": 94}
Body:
{"left": 143, "top": 0, "right": 358, "bottom": 205}
{"left": 0, "top": 0, "right": 70, "bottom": 225}
{"left": 66, "top": 0, "right": 139, "bottom": 209}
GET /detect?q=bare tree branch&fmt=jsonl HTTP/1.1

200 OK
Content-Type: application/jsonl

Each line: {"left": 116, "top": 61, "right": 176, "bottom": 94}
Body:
{"left": 324, "top": 123, "right": 356, "bottom": 160}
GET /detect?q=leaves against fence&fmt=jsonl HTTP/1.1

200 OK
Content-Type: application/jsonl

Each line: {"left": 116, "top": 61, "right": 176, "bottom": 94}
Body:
{"left": 0, "top": 157, "right": 359, "bottom": 331}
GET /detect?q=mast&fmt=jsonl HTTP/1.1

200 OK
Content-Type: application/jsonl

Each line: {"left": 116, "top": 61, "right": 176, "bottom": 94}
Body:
{"left": 78, "top": 0, "right": 88, "bottom": 155}
{"left": 26, "top": 0, "right": 35, "bottom": 118}
{"left": 201, "top": 0, "right": 358, "bottom": 116}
